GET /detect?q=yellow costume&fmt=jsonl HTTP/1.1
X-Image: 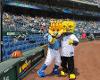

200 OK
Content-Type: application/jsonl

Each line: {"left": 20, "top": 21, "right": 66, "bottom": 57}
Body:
{"left": 37, "top": 19, "right": 64, "bottom": 77}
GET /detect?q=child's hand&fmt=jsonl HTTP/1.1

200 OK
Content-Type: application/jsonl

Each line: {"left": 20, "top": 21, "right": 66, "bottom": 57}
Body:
{"left": 68, "top": 39, "right": 73, "bottom": 45}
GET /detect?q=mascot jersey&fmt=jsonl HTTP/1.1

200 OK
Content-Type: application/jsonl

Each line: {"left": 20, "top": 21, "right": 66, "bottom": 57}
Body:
{"left": 48, "top": 34, "right": 61, "bottom": 50}
{"left": 61, "top": 33, "right": 79, "bottom": 57}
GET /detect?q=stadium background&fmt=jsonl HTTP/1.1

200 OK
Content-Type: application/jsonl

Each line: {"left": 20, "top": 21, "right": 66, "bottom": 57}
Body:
{"left": 0, "top": 0, "right": 100, "bottom": 80}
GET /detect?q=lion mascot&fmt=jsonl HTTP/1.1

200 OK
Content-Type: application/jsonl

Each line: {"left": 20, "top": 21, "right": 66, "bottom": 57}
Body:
{"left": 37, "top": 19, "right": 63, "bottom": 77}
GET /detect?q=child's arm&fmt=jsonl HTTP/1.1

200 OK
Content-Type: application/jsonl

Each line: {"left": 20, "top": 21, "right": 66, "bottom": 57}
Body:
{"left": 68, "top": 34, "right": 79, "bottom": 46}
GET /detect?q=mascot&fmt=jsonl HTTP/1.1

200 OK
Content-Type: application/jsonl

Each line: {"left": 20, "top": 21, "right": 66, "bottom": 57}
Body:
{"left": 61, "top": 20, "right": 79, "bottom": 80}
{"left": 37, "top": 19, "right": 63, "bottom": 77}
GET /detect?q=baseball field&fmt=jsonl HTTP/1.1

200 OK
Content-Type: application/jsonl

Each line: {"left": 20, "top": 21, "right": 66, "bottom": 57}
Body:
{"left": 23, "top": 40, "right": 100, "bottom": 80}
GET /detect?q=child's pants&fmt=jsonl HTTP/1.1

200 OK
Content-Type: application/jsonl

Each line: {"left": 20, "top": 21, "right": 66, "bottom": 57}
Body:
{"left": 61, "top": 56, "right": 75, "bottom": 74}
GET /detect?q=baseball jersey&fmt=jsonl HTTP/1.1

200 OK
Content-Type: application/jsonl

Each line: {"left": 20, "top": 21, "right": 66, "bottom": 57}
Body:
{"left": 61, "top": 34, "right": 79, "bottom": 57}
{"left": 48, "top": 34, "right": 61, "bottom": 50}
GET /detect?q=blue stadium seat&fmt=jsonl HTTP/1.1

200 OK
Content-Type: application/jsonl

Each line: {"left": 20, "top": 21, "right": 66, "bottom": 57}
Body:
{"left": 16, "top": 45, "right": 23, "bottom": 51}
{"left": 3, "top": 42, "right": 9, "bottom": 48}
{"left": 3, "top": 48, "right": 12, "bottom": 59}
{"left": 3, "top": 39, "right": 8, "bottom": 43}
{"left": 9, "top": 42, "right": 14, "bottom": 47}
{"left": 11, "top": 47, "right": 17, "bottom": 52}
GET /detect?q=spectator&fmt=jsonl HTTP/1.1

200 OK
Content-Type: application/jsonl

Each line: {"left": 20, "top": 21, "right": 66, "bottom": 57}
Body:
{"left": 81, "top": 32, "right": 87, "bottom": 39}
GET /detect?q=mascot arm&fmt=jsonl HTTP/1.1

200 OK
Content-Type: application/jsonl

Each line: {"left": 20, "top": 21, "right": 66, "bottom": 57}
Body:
{"left": 48, "top": 34, "right": 56, "bottom": 44}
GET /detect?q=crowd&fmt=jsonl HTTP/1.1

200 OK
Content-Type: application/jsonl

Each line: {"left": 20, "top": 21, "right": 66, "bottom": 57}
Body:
{"left": 3, "top": 13, "right": 49, "bottom": 33}
{"left": 76, "top": 21, "right": 100, "bottom": 33}
{"left": 3, "top": 13, "right": 100, "bottom": 35}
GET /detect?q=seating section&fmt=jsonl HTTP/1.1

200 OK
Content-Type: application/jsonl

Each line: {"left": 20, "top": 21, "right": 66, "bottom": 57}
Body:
{"left": 2, "top": 34, "right": 48, "bottom": 61}
{"left": 2, "top": 12, "right": 100, "bottom": 61}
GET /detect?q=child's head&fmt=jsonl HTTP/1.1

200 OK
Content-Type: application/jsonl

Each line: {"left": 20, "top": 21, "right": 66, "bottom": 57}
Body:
{"left": 62, "top": 19, "right": 76, "bottom": 33}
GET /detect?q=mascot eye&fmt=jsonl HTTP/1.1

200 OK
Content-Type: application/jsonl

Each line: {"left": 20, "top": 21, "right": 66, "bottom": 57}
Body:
{"left": 57, "top": 29, "right": 59, "bottom": 31}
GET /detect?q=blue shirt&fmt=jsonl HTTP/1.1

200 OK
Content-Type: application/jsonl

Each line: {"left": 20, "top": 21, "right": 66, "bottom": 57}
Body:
{"left": 48, "top": 34, "right": 61, "bottom": 50}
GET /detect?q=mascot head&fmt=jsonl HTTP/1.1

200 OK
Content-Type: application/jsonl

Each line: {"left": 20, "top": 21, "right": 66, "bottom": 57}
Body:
{"left": 62, "top": 19, "right": 76, "bottom": 33}
{"left": 49, "top": 19, "right": 63, "bottom": 38}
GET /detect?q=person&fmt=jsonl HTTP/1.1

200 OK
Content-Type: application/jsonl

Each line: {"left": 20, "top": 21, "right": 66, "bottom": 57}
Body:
{"left": 61, "top": 20, "right": 79, "bottom": 79}
{"left": 88, "top": 32, "right": 95, "bottom": 41}
{"left": 81, "top": 32, "right": 87, "bottom": 39}
{"left": 37, "top": 19, "right": 63, "bottom": 77}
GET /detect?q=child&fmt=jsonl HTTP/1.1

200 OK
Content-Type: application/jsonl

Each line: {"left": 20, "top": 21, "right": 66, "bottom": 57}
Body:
{"left": 61, "top": 20, "right": 79, "bottom": 79}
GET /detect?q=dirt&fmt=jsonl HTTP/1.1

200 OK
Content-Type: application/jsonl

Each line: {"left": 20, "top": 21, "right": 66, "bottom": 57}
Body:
{"left": 23, "top": 40, "right": 100, "bottom": 80}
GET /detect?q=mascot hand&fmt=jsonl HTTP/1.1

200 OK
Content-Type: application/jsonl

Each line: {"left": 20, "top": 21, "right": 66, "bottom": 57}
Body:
{"left": 49, "top": 38, "right": 56, "bottom": 44}
{"left": 68, "top": 39, "right": 73, "bottom": 45}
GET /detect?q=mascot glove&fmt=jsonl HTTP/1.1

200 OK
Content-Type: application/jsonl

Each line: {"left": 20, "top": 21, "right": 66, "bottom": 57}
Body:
{"left": 50, "top": 38, "right": 56, "bottom": 44}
